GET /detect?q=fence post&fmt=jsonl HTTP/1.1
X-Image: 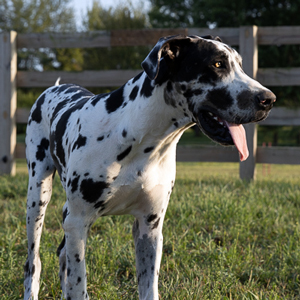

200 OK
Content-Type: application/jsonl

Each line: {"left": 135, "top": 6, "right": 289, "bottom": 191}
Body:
{"left": 239, "top": 26, "right": 258, "bottom": 180}
{"left": 0, "top": 31, "right": 17, "bottom": 175}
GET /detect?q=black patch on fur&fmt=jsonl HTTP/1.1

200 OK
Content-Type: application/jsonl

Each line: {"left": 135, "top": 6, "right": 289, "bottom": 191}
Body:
{"left": 140, "top": 76, "right": 154, "bottom": 98}
{"left": 31, "top": 264, "right": 35, "bottom": 276}
{"left": 91, "top": 93, "right": 108, "bottom": 106}
{"left": 51, "top": 86, "right": 93, "bottom": 122}
{"left": 144, "top": 147, "right": 154, "bottom": 153}
{"left": 122, "top": 129, "right": 127, "bottom": 138}
{"left": 39, "top": 200, "right": 47, "bottom": 207}
{"left": 63, "top": 207, "right": 68, "bottom": 223}
{"left": 30, "top": 94, "right": 46, "bottom": 124}
{"left": 72, "top": 134, "right": 87, "bottom": 152}
{"left": 147, "top": 214, "right": 157, "bottom": 223}
{"left": 180, "top": 84, "right": 187, "bottom": 91}
{"left": 205, "top": 87, "right": 234, "bottom": 110}
{"left": 24, "top": 260, "right": 30, "bottom": 275}
{"left": 31, "top": 162, "right": 36, "bottom": 177}
{"left": 97, "top": 136, "right": 104, "bottom": 141}
{"left": 80, "top": 179, "right": 110, "bottom": 203}
{"left": 75, "top": 254, "right": 80, "bottom": 263}
{"left": 129, "top": 86, "right": 139, "bottom": 101}
{"left": 105, "top": 85, "right": 125, "bottom": 113}
{"left": 166, "top": 81, "right": 173, "bottom": 92}
{"left": 36, "top": 138, "right": 50, "bottom": 161}
{"left": 72, "top": 92, "right": 92, "bottom": 102}
{"left": 51, "top": 86, "right": 59, "bottom": 93}
{"left": 57, "top": 84, "right": 73, "bottom": 92}
{"left": 237, "top": 90, "right": 254, "bottom": 110}
{"left": 50, "top": 94, "right": 91, "bottom": 171}
{"left": 94, "top": 201, "right": 105, "bottom": 210}
{"left": 183, "top": 88, "right": 203, "bottom": 99}
{"left": 64, "top": 87, "right": 82, "bottom": 94}
{"left": 51, "top": 99, "right": 70, "bottom": 122}
{"left": 152, "top": 218, "right": 160, "bottom": 229}
{"left": 56, "top": 235, "right": 66, "bottom": 257}
{"left": 117, "top": 146, "right": 132, "bottom": 161}
{"left": 164, "top": 82, "right": 176, "bottom": 107}
{"left": 71, "top": 175, "right": 80, "bottom": 193}
{"left": 132, "top": 72, "right": 143, "bottom": 84}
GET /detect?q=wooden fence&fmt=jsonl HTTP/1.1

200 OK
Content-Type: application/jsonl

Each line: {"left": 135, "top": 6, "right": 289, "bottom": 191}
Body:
{"left": 1, "top": 26, "right": 300, "bottom": 179}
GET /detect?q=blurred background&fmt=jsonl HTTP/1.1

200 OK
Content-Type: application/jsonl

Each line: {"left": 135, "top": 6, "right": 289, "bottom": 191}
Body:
{"left": 1, "top": 0, "right": 300, "bottom": 147}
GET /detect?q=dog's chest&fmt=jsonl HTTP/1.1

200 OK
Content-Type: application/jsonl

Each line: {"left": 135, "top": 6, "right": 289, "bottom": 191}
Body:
{"left": 64, "top": 156, "right": 175, "bottom": 217}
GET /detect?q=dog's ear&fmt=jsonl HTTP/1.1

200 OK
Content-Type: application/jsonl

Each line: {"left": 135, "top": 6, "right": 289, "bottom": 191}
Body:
{"left": 142, "top": 35, "right": 193, "bottom": 81}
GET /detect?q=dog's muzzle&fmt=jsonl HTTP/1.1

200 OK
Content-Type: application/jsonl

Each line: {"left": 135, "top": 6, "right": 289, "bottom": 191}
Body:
{"left": 196, "top": 89, "right": 276, "bottom": 162}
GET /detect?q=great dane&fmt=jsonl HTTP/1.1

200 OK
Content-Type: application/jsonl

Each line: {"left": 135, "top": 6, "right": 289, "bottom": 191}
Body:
{"left": 24, "top": 35, "right": 275, "bottom": 300}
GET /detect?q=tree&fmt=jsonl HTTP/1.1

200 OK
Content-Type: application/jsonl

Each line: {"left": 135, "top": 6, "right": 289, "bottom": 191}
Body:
{"left": 82, "top": 1, "right": 149, "bottom": 72}
{"left": 0, "top": 0, "right": 76, "bottom": 33}
{"left": 0, "top": 0, "right": 82, "bottom": 117}
{"left": 192, "top": 0, "right": 300, "bottom": 28}
{"left": 149, "top": 0, "right": 300, "bottom": 28}
{"left": 0, "top": 0, "right": 81, "bottom": 72}
{"left": 83, "top": 0, "right": 147, "bottom": 31}
{"left": 148, "top": 0, "right": 193, "bottom": 28}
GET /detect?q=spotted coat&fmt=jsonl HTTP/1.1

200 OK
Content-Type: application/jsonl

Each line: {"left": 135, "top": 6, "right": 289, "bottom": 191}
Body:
{"left": 24, "top": 34, "right": 275, "bottom": 300}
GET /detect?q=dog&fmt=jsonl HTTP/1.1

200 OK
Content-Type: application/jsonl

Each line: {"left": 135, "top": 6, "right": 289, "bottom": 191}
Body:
{"left": 24, "top": 35, "right": 275, "bottom": 300}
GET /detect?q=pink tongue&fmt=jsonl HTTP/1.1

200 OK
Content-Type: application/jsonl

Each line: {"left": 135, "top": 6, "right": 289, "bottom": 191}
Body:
{"left": 224, "top": 121, "right": 249, "bottom": 162}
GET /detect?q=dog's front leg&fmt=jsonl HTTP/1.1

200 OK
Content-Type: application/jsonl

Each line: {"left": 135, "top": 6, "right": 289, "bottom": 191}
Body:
{"left": 132, "top": 213, "right": 165, "bottom": 300}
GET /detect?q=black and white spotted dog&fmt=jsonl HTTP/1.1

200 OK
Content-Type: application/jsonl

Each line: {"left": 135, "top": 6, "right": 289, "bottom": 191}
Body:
{"left": 24, "top": 35, "right": 275, "bottom": 300}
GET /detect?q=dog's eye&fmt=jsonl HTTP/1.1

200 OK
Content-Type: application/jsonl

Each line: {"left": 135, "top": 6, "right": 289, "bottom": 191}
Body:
{"left": 214, "top": 61, "right": 223, "bottom": 68}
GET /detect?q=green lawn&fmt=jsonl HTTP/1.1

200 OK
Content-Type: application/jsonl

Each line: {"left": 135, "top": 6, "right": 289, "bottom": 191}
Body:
{"left": 1, "top": 162, "right": 300, "bottom": 299}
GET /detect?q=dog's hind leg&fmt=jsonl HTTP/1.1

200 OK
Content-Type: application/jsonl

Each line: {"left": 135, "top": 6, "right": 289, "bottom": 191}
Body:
{"left": 24, "top": 136, "right": 56, "bottom": 300}
{"left": 57, "top": 234, "right": 67, "bottom": 299}
{"left": 61, "top": 207, "right": 90, "bottom": 300}
{"left": 56, "top": 203, "right": 70, "bottom": 299}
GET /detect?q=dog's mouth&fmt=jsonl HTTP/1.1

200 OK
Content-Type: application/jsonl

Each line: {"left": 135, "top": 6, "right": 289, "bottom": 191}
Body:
{"left": 197, "top": 110, "right": 249, "bottom": 161}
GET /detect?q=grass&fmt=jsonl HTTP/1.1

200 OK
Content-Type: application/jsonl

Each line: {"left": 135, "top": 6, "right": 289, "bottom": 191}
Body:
{"left": 1, "top": 161, "right": 300, "bottom": 299}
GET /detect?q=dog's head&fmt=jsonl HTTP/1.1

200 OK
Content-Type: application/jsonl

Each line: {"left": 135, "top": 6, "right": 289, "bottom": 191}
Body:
{"left": 142, "top": 35, "right": 276, "bottom": 161}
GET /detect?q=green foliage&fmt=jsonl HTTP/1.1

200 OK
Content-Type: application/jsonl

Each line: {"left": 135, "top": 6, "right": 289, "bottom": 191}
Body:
{"left": 82, "top": 1, "right": 149, "bottom": 72}
{"left": 1, "top": 163, "right": 300, "bottom": 299}
{"left": 0, "top": 0, "right": 80, "bottom": 73}
{"left": 149, "top": 0, "right": 300, "bottom": 28}
{"left": 148, "top": 0, "right": 193, "bottom": 28}
{"left": 82, "top": 0, "right": 147, "bottom": 30}
{"left": 0, "top": 0, "right": 75, "bottom": 33}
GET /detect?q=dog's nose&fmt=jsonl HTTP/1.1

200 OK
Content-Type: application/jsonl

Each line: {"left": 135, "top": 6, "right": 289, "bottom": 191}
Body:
{"left": 256, "top": 90, "right": 276, "bottom": 108}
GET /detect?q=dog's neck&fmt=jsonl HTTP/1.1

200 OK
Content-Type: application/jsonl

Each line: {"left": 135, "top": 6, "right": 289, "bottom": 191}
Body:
{"left": 117, "top": 73, "right": 194, "bottom": 154}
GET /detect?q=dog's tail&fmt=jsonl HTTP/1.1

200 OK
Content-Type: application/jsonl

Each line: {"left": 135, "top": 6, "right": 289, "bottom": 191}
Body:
{"left": 55, "top": 77, "right": 61, "bottom": 86}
